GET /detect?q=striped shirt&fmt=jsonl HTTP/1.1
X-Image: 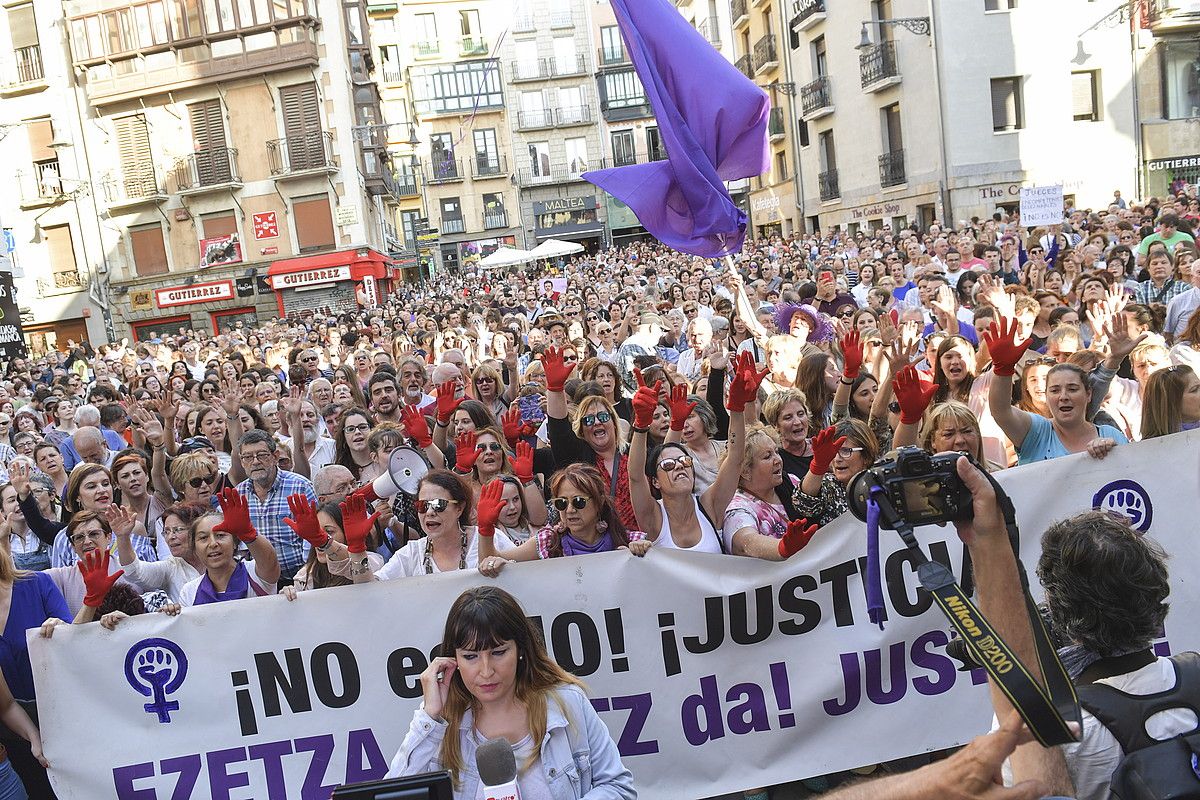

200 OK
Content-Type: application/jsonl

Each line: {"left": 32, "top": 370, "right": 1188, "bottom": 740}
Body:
{"left": 234, "top": 469, "right": 318, "bottom": 573}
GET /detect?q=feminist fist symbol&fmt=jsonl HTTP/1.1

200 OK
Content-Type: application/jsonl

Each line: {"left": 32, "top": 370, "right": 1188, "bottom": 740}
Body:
{"left": 124, "top": 638, "right": 189, "bottom": 723}
{"left": 1093, "top": 480, "right": 1153, "bottom": 533}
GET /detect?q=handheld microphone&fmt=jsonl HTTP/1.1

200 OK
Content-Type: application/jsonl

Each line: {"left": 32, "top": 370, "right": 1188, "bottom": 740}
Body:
{"left": 476, "top": 736, "right": 520, "bottom": 800}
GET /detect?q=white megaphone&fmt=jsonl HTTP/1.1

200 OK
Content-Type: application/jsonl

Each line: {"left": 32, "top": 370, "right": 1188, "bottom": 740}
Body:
{"left": 355, "top": 445, "right": 432, "bottom": 504}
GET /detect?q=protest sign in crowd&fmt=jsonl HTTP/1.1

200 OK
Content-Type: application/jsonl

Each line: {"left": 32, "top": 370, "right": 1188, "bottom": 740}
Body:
{"left": 0, "top": 184, "right": 1198, "bottom": 800}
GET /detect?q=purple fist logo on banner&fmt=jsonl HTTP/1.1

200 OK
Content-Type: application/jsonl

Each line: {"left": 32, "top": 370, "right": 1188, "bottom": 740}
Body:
{"left": 583, "top": 0, "right": 770, "bottom": 258}
{"left": 125, "top": 638, "right": 189, "bottom": 723}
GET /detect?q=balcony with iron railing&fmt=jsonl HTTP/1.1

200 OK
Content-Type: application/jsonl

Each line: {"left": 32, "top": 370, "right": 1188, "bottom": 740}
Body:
{"left": 1, "top": 44, "right": 46, "bottom": 94}
{"left": 441, "top": 217, "right": 466, "bottom": 234}
{"left": 597, "top": 46, "right": 628, "bottom": 67}
{"left": 512, "top": 54, "right": 589, "bottom": 82}
{"left": 878, "top": 149, "right": 906, "bottom": 187}
{"left": 818, "top": 168, "right": 839, "bottom": 201}
{"left": 483, "top": 209, "right": 508, "bottom": 229}
{"left": 513, "top": 13, "right": 536, "bottom": 31}
{"left": 550, "top": 8, "right": 573, "bottom": 27}
{"left": 752, "top": 34, "right": 778, "bottom": 74}
{"left": 516, "top": 108, "right": 556, "bottom": 130}
{"left": 172, "top": 147, "right": 241, "bottom": 194}
{"left": 800, "top": 75, "right": 833, "bottom": 118}
{"left": 518, "top": 158, "right": 607, "bottom": 187}
{"left": 425, "top": 157, "right": 464, "bottom": 183}
{"left": 859, "top": 40, "right": 900, "bottom": 91}
{"left": 791, "top": 0, "right": 826, "bottom": 31}
{"left": 732, "top": 0, "right": 749, "bottom": 28}
{"left": 18, "top": 159, "right": 66, "bottom": 208}
{"left": 768, "top": 107, "right": 785, "bottom": 141}
{"left": 460, "top": 35, "right": 488, "bottom": 56}
{"left": 395, "top": 170, "right": 419, "bottom": 197}
{"left": 557, "top": 105, "right": 593, "bottom": 126}
{"left": 735, "top": 54, "right": 754, "bottom": 79}
{"left": 414, "top": 40, "right": 440, "bottom": 58}
{"left": 101, "top": 162, "right": 167, "bottom": 209}
{"left": 267, "top": 131, "right": 336, "bottom": 177}
{"left": 697, "top": 17, "right": 721, "bottom": 46}
{"left": 472, "top": 154, "right": 508, "bottom": 179}
{"left": 611, "top": 149, "right": 667, "bottom": 168}
{"left": 37, "top": 271, "right": 85, "bottom": 296}
{"left": 382, "top": 68, "right": 404, "bottom": 84}
{"left": 1145, "top": 0, "right": 1200, "bottom": 30}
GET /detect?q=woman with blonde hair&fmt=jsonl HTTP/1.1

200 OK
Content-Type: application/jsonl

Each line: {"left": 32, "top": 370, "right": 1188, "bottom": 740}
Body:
{"left": 1141, "top": 364, "right": 1200, "bottom": 439}
{"left": 386, "top": 585, "right": 634, "bottom": 798}
{"left": 470, "top": 362, "right": 511, "bottom": 418}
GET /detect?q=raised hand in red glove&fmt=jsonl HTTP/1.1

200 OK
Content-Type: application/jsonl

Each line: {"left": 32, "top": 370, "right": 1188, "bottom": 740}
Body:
{"left": 340, "top": 493, "right": 381, "bottom": 554}
{"left": 435, "top": 380, "right": 464, "bottom": 425}
{"left": 214, "top": 488, "right": 258, "bottom": 544}
{"left": 631, "top": 368, "right": 661, "bottom": 430}
{"left": 454, "top": 430, "right": 480, "bottom": 473}
{"left": 476, "top": 479, "right": 508, "bottom": 538}
{"left": 284, "top": 493, "right": 328, "bottom": 549}
{"left": 840, "top": 330, "right": 864, "bottom": 381}
{"left": 401, "top": 403, "right": 433, "bottom": 448}
{"left": 351, "top": 482, "right": 380, "bottom": 505}
{"left": 508, "top": 440, "right": 535, "bottom": 483}
{"left": 809, "top": 426, "right": 848, "bottom": 477}
{"left": 981, "top": 315, "right": 1033, "bottom": 377}
{"left": 668, "top": 383, "right": 698, "bottom": 432}
{"left": 778, "top": 518, "right": 818, "bottom": 559}
{"left": 892, "top": 364, "right": 938, "bottom": 425}
{"left": 542, "top": 346, "right": 576, "bottom": 392}
{"left": 501, "top": 405, "right": 522, "bottom": 446}
{"left": 79, "top": 548, "right": 123, "bottom": 609}
{"left": 727, "top": 351, "right": 769, "bottom": 413}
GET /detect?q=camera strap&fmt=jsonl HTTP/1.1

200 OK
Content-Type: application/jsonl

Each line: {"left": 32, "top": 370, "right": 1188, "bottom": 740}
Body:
{"left": 864, "top": 480, "right": 1080, "bottom": 747}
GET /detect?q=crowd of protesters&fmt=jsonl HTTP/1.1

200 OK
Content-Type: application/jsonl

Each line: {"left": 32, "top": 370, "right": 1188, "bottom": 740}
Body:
{"left": 0, "top": 186, "right": 1197, "bottom": 799}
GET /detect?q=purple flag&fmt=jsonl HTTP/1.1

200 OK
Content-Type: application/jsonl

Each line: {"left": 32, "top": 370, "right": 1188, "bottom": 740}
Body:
{"left": 583, "top": 0, "right": 770, "bottom": 258}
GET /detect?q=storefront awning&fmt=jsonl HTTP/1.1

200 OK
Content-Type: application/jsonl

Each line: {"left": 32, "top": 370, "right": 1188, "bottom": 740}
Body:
{"left": 533, "top": 226, "right": 604, "bottom": 241}
{"left": 267, "top": 248, "right": 391, "bottom": 281}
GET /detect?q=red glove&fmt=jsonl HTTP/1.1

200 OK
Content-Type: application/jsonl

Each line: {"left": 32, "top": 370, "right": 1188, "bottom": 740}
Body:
{"left": 401, "top": 404, "right": 433, "bottom": 448}
{"left": 809, "top": 426, "right": 847, "bottom": 477}
{"left": 454, "top": 430, "right": 480, "bottom": 473}
{"left": 631, "top": 369, "right": 661, "bottom": 430}
{"left": 78, "top": 549, "right": 123, "bottom": 609}
{"left": 982, "top": 315, "right": 1033, "bottom": 378}
{"left": 352, "top": 483, "right": 380, "bottom": 505}
{"left": 542, "top": 346, "right": 576, "bottom": 392}
{"left": 476, "top": 479, "right": 508, "bottom": 538}
{"left": 214, "top": 488, "right": 258, "bottom": 544}
{"left": 284, "top": 493, "right": 328, "bottom": 549}
{"left": 892, "top": 364, "right": 938, "bottom": 425}
{"left": 668, "top": 383, "right": 698, "bottom": 432}
{"left": 340, "top": 494, "right": 381, "bottom": 554}
{"left": 508, "top": 440, "right": 535, "bottom": 483}
{"left": 501, "top": 405, "right": 522, "bottom": 446}
{"left": 727, "top": 351, "right": 769, "bottom": 413}
{"left": 778, "top": 518, "right": 818, "bottom": 559}
{"left": 840, "top": 330, "right": 864, "bottom": 381}
{"left": 435, "top": 380, "right": 464, "bottom": 425}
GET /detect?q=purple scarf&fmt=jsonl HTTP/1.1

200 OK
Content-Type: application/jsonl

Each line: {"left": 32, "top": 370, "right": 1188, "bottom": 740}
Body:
{"left": 561, "top": 530, "right": 614, "bottom": 557}
{"left": 194, "top": 562, "right": 266, "bottom": 606}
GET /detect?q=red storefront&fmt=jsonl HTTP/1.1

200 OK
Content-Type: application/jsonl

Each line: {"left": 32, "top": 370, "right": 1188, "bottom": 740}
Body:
{"left": 266, "top": 248, "right": 396, "bottom": 318}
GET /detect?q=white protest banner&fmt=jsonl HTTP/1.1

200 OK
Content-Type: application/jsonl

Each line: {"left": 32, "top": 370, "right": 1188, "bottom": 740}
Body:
{"left": 1019, "top": 184, "right": 1064, "bottom": 227}
{"left": 31, "top": 431, "right": 1200, "bottom": 800}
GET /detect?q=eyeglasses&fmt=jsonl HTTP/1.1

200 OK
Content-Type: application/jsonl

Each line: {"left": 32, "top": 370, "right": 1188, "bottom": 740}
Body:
{"left": 836, "top": 446, "right": 865, "bottom": 459}
{"left": 658, "top": 455, "right": 694, "bottom": 472}
{"left": 417, "top": 498, "right": 459, "bottom": 514}
{"left": 475, "top": 442, "right": 504, "bottom": 453}
{"left": 551, "top": 495, "right": 590, "bottom": 511}
{"left": 581, "top": 411, "right": 612, "bottom": 426}
{"left": 69, "top": 529, "right": 107, "bottom": 546}
{"left": 163, "top": 525, "right": 190, "bottom": 537}
{"left": 343, "top": 423, "right": 371, "bottom": 434}
{"left": 187, "top": 474, "right": 218, "bottom": 489}
{"left": 241, "top": 451, "right": 275, "bottom": 463}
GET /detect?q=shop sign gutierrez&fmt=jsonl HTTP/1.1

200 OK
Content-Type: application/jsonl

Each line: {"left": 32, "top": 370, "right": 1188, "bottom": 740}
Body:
{"left": 270, "top": 266, "right": 352, "bottom": 290}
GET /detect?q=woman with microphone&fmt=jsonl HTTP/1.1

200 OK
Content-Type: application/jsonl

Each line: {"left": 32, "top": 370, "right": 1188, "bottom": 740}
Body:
{"left": 386, "top": 585, "right": 635, "bottom": 799}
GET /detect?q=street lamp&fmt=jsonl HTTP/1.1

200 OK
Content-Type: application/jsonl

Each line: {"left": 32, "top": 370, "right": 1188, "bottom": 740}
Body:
{"left": 855, "top": 17, "right": 931, "bottom": 50}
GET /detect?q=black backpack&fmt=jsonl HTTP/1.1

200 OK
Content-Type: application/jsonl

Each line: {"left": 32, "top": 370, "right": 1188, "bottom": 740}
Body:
{"left": 1076, "top": 651, "right": 1200, "bottom": 800}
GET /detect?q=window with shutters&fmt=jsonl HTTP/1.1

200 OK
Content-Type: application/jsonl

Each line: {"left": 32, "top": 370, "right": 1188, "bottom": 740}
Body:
{"left": 25, "top": 119, "right": 59, "bottom": 200}
{"left": 611, "top": 130, "right": 634, "bottom": 167}
{"left": 7, "top": 4, "right": 44, "bottom": 83}
{"left": 202, "top": 212, "right": 237, "bottom": 238}
{"left": 278, "top": 83, "right": 326, "bottom": 171}
{"left": 292, "top": 195, "right": 335, "bottom": 253}
{"left": 115, "top": 115, "right": 157, "bottom": 198}
{"left": 130, "top": 224, "right": 169, "bottom": 276}
{"left": 990, "top": 76, "right": 1024, "bottom": 132}
{"left": 187, "top": 99, "right": 232, "bottom": 185}
{"left": 43, "top": 225, "right": 82, "bottom": 289}
{"left": 1071, "top": 71, "right": 1100, "bottom": 122}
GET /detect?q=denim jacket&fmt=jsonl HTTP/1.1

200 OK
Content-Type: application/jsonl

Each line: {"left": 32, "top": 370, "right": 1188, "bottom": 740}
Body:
{"left": 385, "top": 685, "right": 636, "bottom": 800}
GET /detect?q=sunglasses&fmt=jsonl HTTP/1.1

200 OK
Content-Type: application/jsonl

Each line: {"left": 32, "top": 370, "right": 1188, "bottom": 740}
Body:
{"left": 551, "top": 495, "right": 590, "bottom": 511}
{"left": 417, "top": 498, "right": 459, "bottom": 514}
{"left": 836, "top": 446, "right": 865, "bottom": 459}
{"left": 581, "top": 411, "right": 612, "bottom": 426}
{"left": 837, "top": 310, "right": 855, "bottom": 318}
{"left": 474, "top": 442, "right": 504, "bottom": 453}
{"left": 658, "top": 454, "right": 694, "bottom": 472}
{"left": 188, "top": 474, "right": 217, "bottom": 488}
{"left": 586, "top": 315, "right": 599, "bottom": 321}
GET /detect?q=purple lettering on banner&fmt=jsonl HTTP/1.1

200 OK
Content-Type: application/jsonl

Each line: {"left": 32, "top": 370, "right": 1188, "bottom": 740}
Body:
{"left": 344, "top": 728, "right": 389, "bottom": 784}
{"left": 723, "top": 682, "right": 769, "bottom": 735}
{"left": 681, "top": 675, "right": 725, "bottom": 745}
{"left": 768, "top": 662, "right": 795, "bottom": 728}
{"left": 161, "top": 753, "right": 202, "bottom": 800}
{"left": 296, "top": 734, "right": 338, "bottom": 800}
{"left": 822, "top": 653, "right": 861, "bottom": 716}
{"left": 113, "top": 762, "right": 157, "bottom": 800}
{"left": 910, "top": 631, "right": 956, "bottom": 697}
{"left": 248, "top": 740, "right": 294, "bottom": 800}
{"left": 864, "top": 642, "right": 907, "bottom": 705}
{"left": 610, "top": 694, "right": 659, "bottom": 756}
{"left": 206, "top": 747, "right": 250, "bottom": 800}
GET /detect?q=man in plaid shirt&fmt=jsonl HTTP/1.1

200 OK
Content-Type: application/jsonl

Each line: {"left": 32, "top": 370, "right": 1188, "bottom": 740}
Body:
{"left": 233, "top": 429, "right": 317, "bottom": 586}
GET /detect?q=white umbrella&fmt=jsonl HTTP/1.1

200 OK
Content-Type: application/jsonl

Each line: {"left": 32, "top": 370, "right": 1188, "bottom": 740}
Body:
{"left": 478, "top": 247, "right": 534, "bottom": 269}
{"left": 529, "top": 239, "right": 584, "bottom": 259}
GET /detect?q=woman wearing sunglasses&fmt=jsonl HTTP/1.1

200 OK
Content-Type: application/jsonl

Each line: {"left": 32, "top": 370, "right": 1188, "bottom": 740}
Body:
{"left": 166, "top": 452, "right": 221, "bottom": 507}
{"left": 477, "top": 463, "right": 644, "bottom": 573}
{"left": 376, "top": 470, "right": 516, "bottom": 579}
{"left": 541, "top": 346, "right": 639, "bottom": 530}
{"left": 451, "top": 426, "right": 546, "bottom": 526}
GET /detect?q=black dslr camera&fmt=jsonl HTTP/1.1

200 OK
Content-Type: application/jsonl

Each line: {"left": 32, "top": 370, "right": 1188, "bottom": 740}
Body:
{"left": 847, "top": 447, "right": 975, "bottom": 529}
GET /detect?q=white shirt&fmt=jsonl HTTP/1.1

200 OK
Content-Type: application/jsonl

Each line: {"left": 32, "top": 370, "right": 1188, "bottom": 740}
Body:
{"left": 376, "top": 528, "right": 515, "bottom": 580}
{"left": 121, "top": 554, "right": 201, "bottom": 604}
{"left": 179, "top": 560, "right": 277, "bottom": 606}
{"left": 306, "top": 436, "right": 337, "bottom": 473}
{"left": 47, "top": 559, "right": 133, "bottom": 617}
